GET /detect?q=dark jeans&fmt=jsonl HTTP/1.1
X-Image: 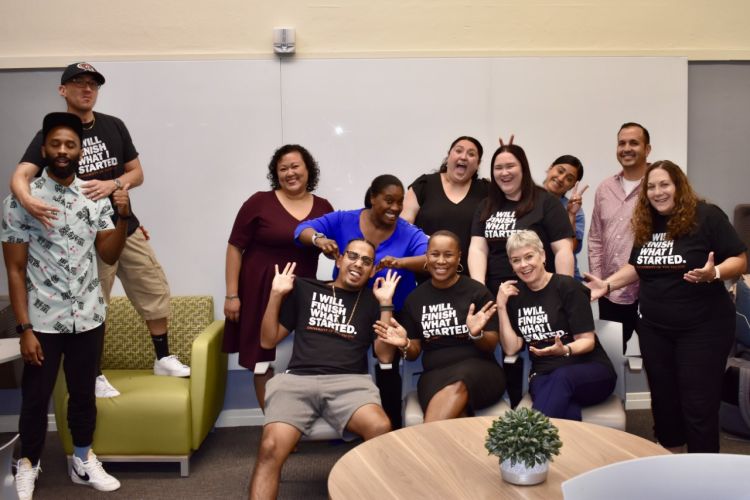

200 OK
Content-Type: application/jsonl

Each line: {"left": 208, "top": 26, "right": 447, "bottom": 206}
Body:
{"left": 598, "top": 296, "right": 639, "bottom": 353}
{"left": 529, "top": 361, "right": 616, "bottom": 421}
{"left": 19, "top": 324, "right": 103, "bottom": 463}
{"left": 638, "top": 318, "right": 734, "bottom": 452}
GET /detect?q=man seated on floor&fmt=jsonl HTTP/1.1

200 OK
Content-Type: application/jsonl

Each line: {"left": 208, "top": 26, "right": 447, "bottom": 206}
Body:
{"left": 249, "top": 238, "right": 402, "bottom": 500}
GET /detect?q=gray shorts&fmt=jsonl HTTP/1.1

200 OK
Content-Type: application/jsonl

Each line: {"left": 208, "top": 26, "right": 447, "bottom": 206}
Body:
{"left": 264, "top": 373, "right": 381, "bottom": 436}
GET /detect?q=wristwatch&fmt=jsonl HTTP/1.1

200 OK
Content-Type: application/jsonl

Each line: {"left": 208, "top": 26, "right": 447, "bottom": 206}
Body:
{"left": 113, "top": 178, "right": 123, "bottom": 190}
{"left": 311, "top": 232, "right": 326, "bottom": 247}
{"left": 15, "top": 323, "right": 33, "bottom": 334}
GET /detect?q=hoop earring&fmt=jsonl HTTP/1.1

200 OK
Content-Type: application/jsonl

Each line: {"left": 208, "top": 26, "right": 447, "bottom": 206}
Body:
{"left": 457, "top": 263, "right": 464, "bottom": 273}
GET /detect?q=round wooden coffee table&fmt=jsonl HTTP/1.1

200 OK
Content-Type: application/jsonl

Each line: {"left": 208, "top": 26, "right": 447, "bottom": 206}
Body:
{"left": 328, "top": 416, "right": 667, "bottom": 499}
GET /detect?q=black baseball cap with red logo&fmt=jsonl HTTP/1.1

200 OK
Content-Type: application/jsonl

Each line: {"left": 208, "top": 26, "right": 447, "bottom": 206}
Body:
{"left": 60, "top": 62, "right": 105, "bottom": 85}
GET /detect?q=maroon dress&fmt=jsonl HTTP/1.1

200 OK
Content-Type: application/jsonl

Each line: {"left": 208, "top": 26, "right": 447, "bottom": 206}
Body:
{"left": 222, "top": 190, "right": 334, "bottom": 369}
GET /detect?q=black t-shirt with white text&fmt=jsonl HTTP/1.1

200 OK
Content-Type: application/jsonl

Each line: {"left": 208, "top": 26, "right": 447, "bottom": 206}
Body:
{"left": 471, "top": 189, "right": 573, "bottom": 292}
{"left": 507, "top": 274, "right": 613, "bottom": 376}
{"left": 280, "top": 277, "right": 379, "bottom": 375}
{"left": 21, "top": 112, "right": 141, "bottom": 234}
{"left": 400, "top": 275, "right": 499, "bottom": 371}
{"left": 630, "top": 202, "right": 746, "bottom": 329}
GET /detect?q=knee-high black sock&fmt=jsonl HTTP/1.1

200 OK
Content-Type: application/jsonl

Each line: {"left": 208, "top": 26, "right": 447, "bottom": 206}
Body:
{"left": 504, "top": 357, "right": 525, "bottom": 408}
{"left": 151, "top": 332, "right": 170, "bottom": 360}
{"left": 375, "top": 357, "right": 403, "bottom": 429}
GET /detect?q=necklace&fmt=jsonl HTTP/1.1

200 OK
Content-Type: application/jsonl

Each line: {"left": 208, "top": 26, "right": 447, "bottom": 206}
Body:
{"left": 330, "top": 284, "right": 363, "bottom": 326}
{"left": 82, "top": 116, "right": 96, "bottom": 131}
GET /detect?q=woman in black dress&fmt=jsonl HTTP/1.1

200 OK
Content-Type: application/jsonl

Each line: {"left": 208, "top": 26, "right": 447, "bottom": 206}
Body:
{"left": 375, "top": 231, "right": 505, "bottom": 422}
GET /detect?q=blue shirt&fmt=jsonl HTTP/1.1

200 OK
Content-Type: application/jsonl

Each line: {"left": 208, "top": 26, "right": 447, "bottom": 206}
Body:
{"left": 561, "top": 196, "right": 586, "bottom": 281}
{"left": 295, "top": 209, "right": 429, "bottom": 310}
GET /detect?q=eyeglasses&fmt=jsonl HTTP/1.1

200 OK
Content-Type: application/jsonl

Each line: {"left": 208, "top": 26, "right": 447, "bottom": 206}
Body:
{"left": 344, "top": 250, "right": 374, "bottom": 267}
{"left": 67, "top": 77, "right": 101, "bottom": 89}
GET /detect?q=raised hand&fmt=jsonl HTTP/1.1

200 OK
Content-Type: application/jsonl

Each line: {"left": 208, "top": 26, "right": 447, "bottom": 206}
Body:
{"left": 466, "top": 300, "right": 498, "bottom": 336}
{"left": 111, "top": 182, "right": 131, "bottom": 218}
{"left": 496, "top": 280, "right": 519, "bottom": 308}
{"left": 373, "top": 317, "right": 408, "bottom": 347}
{"left": 684, "top": 251, "right": 717, "bottom": 284}
{"left": 567, "top": 182, "right": 589, "bottom": 215}
{"left": 529, "top": 334, "right": 566, "bottom": 357}
{"left": 582, "top": 273, "right": 608, "bottom": 301}
{"left": 271, "top": 262, "right": 297, "bottom": 296}
{"left": 498, "top": 134, "right": 515, "bottom": 147}
{"left": 373, "top": 269, "right": 401, "bottom": 304}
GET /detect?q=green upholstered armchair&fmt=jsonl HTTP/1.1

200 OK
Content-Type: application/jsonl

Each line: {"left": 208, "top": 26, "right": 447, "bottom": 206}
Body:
{"left": 53, "top": 296, "right": 227, "bottom": 476}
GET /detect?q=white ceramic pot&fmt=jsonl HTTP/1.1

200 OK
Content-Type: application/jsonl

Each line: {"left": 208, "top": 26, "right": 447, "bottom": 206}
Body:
{"left": 500, "top": 458, "right": 549, "bottom": 485}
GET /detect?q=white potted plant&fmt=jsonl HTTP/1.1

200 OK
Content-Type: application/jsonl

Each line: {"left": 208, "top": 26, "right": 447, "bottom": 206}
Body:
{"left": 484, "top": 407, "right": 562, "bottom": 485}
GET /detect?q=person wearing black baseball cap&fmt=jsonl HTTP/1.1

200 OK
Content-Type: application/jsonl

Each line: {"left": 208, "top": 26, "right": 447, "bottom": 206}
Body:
{"left": 60, "top": 62, "right": 106, "bottom": 86}
{"left": 3, "top": 111, "right": 131, "bottom": 498}
{"left": 10, "top": 63, "right": 187, "bottom": 400}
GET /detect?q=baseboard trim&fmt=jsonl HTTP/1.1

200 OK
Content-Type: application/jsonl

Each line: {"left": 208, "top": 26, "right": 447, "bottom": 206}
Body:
{"left": 215, "top": 408, "right": 265, "bottom": 427}
{"left": 626, "top": 391, "right": 652, "bottom": 410}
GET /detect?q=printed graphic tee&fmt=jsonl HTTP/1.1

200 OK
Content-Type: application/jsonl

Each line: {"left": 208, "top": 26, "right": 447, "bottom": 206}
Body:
{"left": 471, "top": 189, "right": 573, "bottom": 291}
{"left": 400, "top": 276, "right": 498, "bottom": 369}
{"left": 280, "top": 278, "right": 380, "bottom": 375}
{"left": 506, "top": 274, "right": 613, "bottom": 376}
{"left": 21, "top": 112, "right": 141, "bottom": 234}
{"left": 630, "top": 202, "right": 746, "bottom": 329}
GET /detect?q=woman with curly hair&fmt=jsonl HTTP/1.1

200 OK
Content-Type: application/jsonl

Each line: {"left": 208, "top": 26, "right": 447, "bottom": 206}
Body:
{"left": 585, "top": 160, "right": 747, "bottom": 453}
{"left": 223, "top": 144, "right": 333, "bottom": 408}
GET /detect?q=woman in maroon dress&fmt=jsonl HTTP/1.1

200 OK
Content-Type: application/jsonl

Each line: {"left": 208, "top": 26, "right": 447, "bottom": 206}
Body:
{"left": 223, "top": 145, "right": 333, "bottom": 408}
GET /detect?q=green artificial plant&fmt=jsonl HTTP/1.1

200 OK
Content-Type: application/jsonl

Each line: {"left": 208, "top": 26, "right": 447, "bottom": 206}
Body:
{"left": 485, "top": 407, "right": 562, "bottom": 467}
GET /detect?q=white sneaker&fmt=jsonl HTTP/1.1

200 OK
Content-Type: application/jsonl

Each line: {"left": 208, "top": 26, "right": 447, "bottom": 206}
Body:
{"left": 14, "top": 458, "right": 40, "bottom": 500}
{"left": 70, "top": 450, "right": 121, "bottom": 492}
{"left": 154, "top": 354, "right": 191, "bottom": 377}
{"left": 95, "top": 374, "right": 120, "bottom": 398}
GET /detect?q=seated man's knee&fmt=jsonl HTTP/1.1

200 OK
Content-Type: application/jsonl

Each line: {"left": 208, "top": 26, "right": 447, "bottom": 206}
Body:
{"left": 370, "top": 411, "right": 392, "bottom": 437}
{"left": 351, "top": 405, "right": 391, "bottom": 439}
{"left": 256, "top": 427, "right": 295, "bottom": 465}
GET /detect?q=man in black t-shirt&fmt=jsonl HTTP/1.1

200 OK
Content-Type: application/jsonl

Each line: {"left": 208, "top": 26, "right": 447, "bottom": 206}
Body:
{"left": 249, "top": 239, "right": 401, "bottom": 500}
{"left": 10, "top": 63, "right": 187, "bottom": 398}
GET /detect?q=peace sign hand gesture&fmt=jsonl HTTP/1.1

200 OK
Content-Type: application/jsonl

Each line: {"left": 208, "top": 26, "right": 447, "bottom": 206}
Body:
{"left": 567, "top": 182, "right": 589, "bottom": 215}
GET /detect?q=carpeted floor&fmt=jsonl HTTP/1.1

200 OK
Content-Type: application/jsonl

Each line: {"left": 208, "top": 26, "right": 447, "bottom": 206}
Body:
{"left": 3, "top": 410, "right": 750, "bottom": 499}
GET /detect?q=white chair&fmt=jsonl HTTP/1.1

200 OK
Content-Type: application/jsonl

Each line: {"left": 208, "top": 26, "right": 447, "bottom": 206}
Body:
{"left": 1, "top": 434, "right": 20, "bottom": 500}
{"left": 403, "top": 391, "right": 511, "bottom": 426}
{"left": 515, "top": 319, "right": 627, "bottom": 430}
{"left": 562, "top": 453, "right": 750, "bottom": 500}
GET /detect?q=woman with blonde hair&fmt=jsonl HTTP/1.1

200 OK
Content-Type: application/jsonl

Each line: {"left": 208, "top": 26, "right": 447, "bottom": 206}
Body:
{"left": 497, "top": 230, "right": 615, "bottom": 420}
